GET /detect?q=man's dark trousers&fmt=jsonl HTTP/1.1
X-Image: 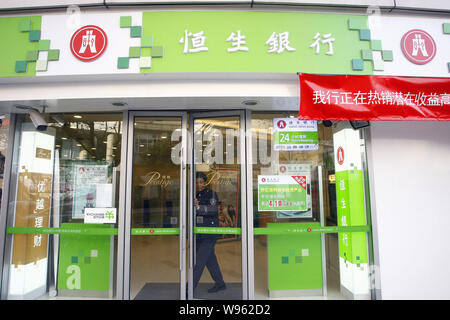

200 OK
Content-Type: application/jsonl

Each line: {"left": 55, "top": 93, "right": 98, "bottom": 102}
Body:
{"left": 193, "top": 236, "right": 225, "bottom": 290}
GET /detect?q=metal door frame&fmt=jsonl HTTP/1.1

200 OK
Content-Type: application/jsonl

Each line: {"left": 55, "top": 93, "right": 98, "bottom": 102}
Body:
{"left": 188, "top": 110, "right": 248, "bottom": 300}
{"left": 122, "top": 111, "right": 188, "bottom": 300}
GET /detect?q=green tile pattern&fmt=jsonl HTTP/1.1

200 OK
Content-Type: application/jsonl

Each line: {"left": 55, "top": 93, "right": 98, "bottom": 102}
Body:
{"left": 129, "top": 46, "right": 141, "bottom": 58}
{"left": 130, "top": 26, "right": 142, "bottom": 38}
{"left": 444, "top": 24, "right": 450, "bottom": 73}
{"left": 26, "top": 50, "right": 39, "bottom": 62}
{"left": 15, "top": 61, "right": 28, "bottom": 73}
{"left": 120, "top": 16, "right": 132, "bottom": 28}
{"left": 47, "top": 49, "right": 60, "bottom": 61}
{"left": 361, "top": 49, "right": 373, "bottom": 61}
{"left": 352, "top": 59, "right": 364, "bottom": 71}
{"left": 443, "top": 23, "right": 450, "bottom": 34}
{"left": 16, "top": 19, "right": 60, "bottom": 73}
{"left": 36, "top": 59, "right": 48, "bottom": 72}
{"left": 151, "top": 46, "right": 164, "bottom": 58}
{"left": 348, "top": 18, "right": 393, "bottom": 72}
{"left": 118, "top": 16, "right": 164, "bottom": 71}
{"left": 38, "top": 39, "right": 50, "bottom": 51}
{"left": 19, "top": 19, "right": 32, "bottom": 32}
{"left": 117, "top": 57, "right": 130, "bottom": 69}
{"left": 29, "top": 30, "right": 41, "bottom": 42}
{"left": 359, "top": 29, "right": 371, "bottom": 41}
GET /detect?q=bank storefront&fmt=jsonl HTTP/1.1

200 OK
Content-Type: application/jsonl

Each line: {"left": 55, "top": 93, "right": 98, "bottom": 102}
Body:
{"left": 0, "top": 7, "right": 449, "bottom": 300}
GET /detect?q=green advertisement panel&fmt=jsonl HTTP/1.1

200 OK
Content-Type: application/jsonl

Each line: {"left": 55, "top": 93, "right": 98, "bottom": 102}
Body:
{"left": 258, "top": 175, "right": 307, "bottom": 211}
{"left": 268, "top": 223, "right": 323, "bottom": 292}
{"left": 273, "top": 131, "right": 318, "bottom": 147}
{"left": 141, "top": 11, "right": 370, "bottom": 74}
{"left": 57, "top": 223, "right": 112, "bottom": 295}
{"left": 335, "top": 170, "right": 368, "bottom": 264}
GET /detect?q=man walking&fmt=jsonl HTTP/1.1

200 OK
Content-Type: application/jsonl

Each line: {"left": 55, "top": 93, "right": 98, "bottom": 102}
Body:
{"left": 192, "top": 172, "right": 226, "bottom": 294}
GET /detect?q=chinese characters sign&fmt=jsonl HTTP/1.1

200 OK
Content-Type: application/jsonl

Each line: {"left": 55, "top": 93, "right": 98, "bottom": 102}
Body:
{"left": 258, "top": 175, "right": 307, "bottom": 212}
{"left": 299, "top": 73, "right": 450, "bottom": 120}
{"left": 273, "top": 118, "right": 318, "bottom": 151}
{"left": 142, "top": 11, "right": 367, "bottom": 74}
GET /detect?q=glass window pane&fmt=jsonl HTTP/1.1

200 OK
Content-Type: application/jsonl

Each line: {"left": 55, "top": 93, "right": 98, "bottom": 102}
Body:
{"left": 4, "top": 113, "right": 122, "bottom": 300}
{"left": 252, "top": 112, "right": 372, "bottom": 300}
{"left": 192, "top": 116, "right": 242, "bottom": 300}
{"left": 130, "top": 117, "right": 182, "bottom": 300}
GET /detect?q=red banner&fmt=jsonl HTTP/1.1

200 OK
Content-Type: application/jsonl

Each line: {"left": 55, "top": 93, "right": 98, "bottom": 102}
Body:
{"left": 298, "top": 73, "right": 450, "bottom": 120}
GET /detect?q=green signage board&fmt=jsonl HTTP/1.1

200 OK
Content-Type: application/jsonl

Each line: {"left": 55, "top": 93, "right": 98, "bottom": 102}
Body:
{"left": 335, "top": 169, "right": 368, "bottom": 264}
{"left": 258, "top": 175, "right": 307, "bottom": 211}
{"left": 273, "top": 119, "right": 319, "bottom": 151}
{"left": 142, "top": 11, "right": 370, "bottom": 74}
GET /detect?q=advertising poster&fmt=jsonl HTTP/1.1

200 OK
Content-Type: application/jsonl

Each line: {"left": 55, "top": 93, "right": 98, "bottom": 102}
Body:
{"left": 72, "top": 164, "right": 109, "bottom": 219}
{"left": 273, "top": 118, "right": 318, "bottom": 151}
{"left": 258, "top": 175, "right": 308, "bottom": 214}
{"left": 208, "top": 168, "right": 239, "bottom": 240}
{"left": 277, "top": 164, "right": 313, "bottom": 218}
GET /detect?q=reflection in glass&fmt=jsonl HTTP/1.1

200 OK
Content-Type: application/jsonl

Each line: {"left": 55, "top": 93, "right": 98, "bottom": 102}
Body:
{"left": 251, "top": 112, "right": 337, "bottom": 300}
{"left": 192, "top": 117, "right": 242, "bottom": 300}
{"left": 4, "top": 113, "right": 122, "bottom": 300}
{"left": 130, "top": 117, "right": 182, "bottom": 300}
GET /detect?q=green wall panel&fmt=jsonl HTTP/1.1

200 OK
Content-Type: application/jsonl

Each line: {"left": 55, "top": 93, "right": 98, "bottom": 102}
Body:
{"left": 268, "top": 223, "right": 323, "bottom": 291}
{"left": 142, "top": 11, "right": 371, "bottom": 74}
{"left": 0, "top": 16, "right": 41, "bottom": 77}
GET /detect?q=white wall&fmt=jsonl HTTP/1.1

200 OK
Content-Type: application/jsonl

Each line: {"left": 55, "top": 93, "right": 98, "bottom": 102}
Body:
{"left": 368, "top": 121, "right": 450, "bottom": 299}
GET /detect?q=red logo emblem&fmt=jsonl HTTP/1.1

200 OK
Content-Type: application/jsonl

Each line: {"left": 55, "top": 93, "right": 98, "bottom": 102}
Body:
{"left": 70, "top": 25, "right": 108, "bottom": 61}
{"left": 337, "top": 147, "right": 344, "bottom": 166}
{"left": 401, "top": 29, "right": 436, "bottom": 65}
{"left": 277, "top": 120, "right": 287, "bottom": 129}
{"left": 307, "top": 228, "right": 312, "bottom": 233}
{"left": 292, "top": 175, "right": 307, "bottom": 190}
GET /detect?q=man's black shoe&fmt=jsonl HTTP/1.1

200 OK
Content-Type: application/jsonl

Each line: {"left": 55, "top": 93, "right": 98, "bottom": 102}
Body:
{"left": 208, "top": 283, "right": 226, "bottom": 293}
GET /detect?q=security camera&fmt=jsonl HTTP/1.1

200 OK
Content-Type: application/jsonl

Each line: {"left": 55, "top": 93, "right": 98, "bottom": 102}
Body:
{"left": 322, "top": 120, "right": 333, "bottom": 127}
{"left": 349, "top": 120, "right": 370, "bottom": 130}
{"left": 28, "top": 109, "right": 48, "bottom": 131}
{"left": 51, "top": 115, "right": 65, "bottom": 126}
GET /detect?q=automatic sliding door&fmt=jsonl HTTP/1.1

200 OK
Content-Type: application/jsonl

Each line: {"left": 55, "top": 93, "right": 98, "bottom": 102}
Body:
{"left": 127, "top": 113, "right": 187, "bottom": 300}
{"left": 188, "top": 111, "right": 246, "bottom": 300}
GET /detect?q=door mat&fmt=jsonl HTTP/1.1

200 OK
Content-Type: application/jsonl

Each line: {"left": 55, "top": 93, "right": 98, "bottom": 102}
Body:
{"left": 134, "top": 282, "right": 242, "bottom": 300}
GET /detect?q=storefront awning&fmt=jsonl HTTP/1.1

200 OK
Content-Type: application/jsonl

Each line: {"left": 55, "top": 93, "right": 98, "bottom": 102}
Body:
{"left": 298, "top": 73, "right": 450, "bottom": 120}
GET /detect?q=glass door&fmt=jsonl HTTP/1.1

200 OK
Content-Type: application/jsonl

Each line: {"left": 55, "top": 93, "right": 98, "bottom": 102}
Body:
{"left": 188, "top": 111, "right": 247, "bottom": 300}
{"left": 125, "top": 112, "right": 187, "bottom": 300}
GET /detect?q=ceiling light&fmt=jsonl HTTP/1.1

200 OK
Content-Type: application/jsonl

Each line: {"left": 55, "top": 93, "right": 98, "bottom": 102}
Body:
{"left": 242, "top": 100, "right": 258, "bottom": 106}
{"left": 112, "top": 102, "right": 127, "bottom": 107}
{"left": 74, "top": 115, "right": 82, "bottom": 119}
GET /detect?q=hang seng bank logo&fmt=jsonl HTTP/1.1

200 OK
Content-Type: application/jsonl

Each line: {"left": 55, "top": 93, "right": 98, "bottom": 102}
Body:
{"left": 70, "top": 25, "right": 108, "bottom": 61}
{"left": 401, "top": 29, "right": 436, "bottom": 65}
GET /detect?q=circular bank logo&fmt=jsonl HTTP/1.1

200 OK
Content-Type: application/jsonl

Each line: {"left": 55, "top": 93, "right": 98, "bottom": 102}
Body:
{"left": 70, "top": 25, "right": 108, "bottom": 61}
{"left": 337, "top": 147, "right": 344, "bottom": 166}
{"left": 277, "top": 120, "right": 287, "bottom": 129}
{"left": 401, "top": 29, "right": 436, "bottom": 65}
